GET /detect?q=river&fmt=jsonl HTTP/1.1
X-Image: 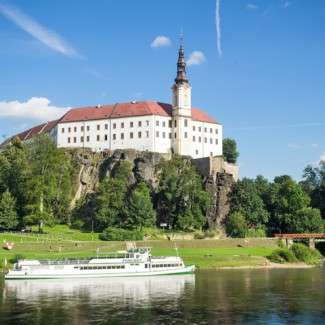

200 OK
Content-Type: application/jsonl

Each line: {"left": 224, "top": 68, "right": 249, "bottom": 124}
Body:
{"left": 0, "top": 267, "right": 324, "bottom": 324}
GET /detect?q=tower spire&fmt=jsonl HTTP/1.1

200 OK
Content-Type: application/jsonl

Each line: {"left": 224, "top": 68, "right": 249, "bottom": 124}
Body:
{"left": 174, "top": 32, "right": 188, "bottom": 85}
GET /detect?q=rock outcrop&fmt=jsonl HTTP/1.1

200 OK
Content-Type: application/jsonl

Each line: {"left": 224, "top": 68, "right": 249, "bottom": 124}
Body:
{"left": 68, "top": 148, "right": 236, "bottom": 231}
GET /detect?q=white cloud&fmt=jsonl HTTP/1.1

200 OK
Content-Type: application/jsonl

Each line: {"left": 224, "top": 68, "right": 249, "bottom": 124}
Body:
{"left": 246, "top": 3, "right": 259, "bottom": 10}
{"left": 282, "top": 1, "right": 292, "bottom": 9}
{"left": 0, "top": 97, "right": 70, "bottom": 121}
{"left": 150, "top": 36, "right": 171, "bottom": 48}
{"left": 215, "top": 0, "right": 222, "bottom": 57}
{"left": 312, "top": 153, "right": 325, "bottom": 167}
{"left": 0, "top": 3, "right": 81, "bottom": 58}
{"left": 187, "top": 51, "right": 206, "bottom": 66}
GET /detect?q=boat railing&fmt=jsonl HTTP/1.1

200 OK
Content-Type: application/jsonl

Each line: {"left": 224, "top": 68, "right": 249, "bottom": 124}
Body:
{"left": 39, "top": 259, "right": 91, "bottom": 265}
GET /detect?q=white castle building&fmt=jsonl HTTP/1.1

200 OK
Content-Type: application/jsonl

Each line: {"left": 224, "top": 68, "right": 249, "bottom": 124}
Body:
{"left": 2, "top": 44, "right": 223, "bottom": 158}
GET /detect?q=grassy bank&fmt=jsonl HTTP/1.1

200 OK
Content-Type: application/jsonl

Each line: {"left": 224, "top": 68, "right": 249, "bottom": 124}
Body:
{"left": 0, "top": 227, "right": 279, "bottom": 271}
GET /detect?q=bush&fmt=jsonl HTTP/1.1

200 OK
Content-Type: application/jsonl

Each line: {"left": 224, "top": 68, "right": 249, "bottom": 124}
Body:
{"left": 194, "top": 232, "right": 205, "bottom": 240}
{"left": 226, "top": 212, "right": 247, "bottom": 238}
{"left": 100, "top": 227, "right": 143, "bottom": 241}
{"left": 291, "top": 243, "right": 322, "bottom": 264}
{"left": 9, "top": 254, "right": 26, "bottom": 264}
{"left": 268, "top": 248, "right": 297, "bottom": 263}
{"left": 246, "top": 228, "right": 266, "bottom": 238}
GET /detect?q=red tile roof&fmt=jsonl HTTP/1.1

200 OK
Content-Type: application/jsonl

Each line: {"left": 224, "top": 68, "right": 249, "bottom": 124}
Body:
{"left": 59, "top": 101, "right": 219, "bottom": 124}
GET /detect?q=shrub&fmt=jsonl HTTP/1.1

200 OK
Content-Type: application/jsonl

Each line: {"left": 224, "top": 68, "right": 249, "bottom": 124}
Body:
{"left": 291, "top": 243, "right": 322, "bottom": 264}
{"left": 9, "top": 254, "right": 26, "bottom": 264}
{"left": 71, "top": 219, "right": 85, "bottom": 230}
{"left": 204, "top": 230, "right": 216, "bottom": 238}
{"left": 226, "top": 212, "right": 247, "bottom": 238}
{"left": 100, "top": 227, "right": 143, "bottom": 241}
{"left": 194, "top": 232, "right": 205, "bottom": 240}
{"left": 246, "top": 228, "right": 266, "bottom": 238}
{"left": 268, "top": 248, "right": 297, "bottom": 263}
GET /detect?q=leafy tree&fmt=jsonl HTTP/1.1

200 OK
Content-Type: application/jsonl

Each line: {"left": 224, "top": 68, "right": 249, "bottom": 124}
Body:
{"left": 123, "top": 182, "right": 156, "bottom": 230}
{"left": 156, "top": 156, "right": 210, "bottom": 231}
{"left": 0, "top": 190, "right": 19, "bottom": 230}
{"left": 226, "top": 212, "right": 247, "bottom": 238}
{"left": 268, "top": 175, "right": 310, "bottom": 233}
{"left": 223, "top": 138, "right": 239, "bottom": 164}
{"left": 95, "top": 161, "right": 132, "bottom": 230}
{"left": 229, "top": 178, "right": 270, "bottom": 228}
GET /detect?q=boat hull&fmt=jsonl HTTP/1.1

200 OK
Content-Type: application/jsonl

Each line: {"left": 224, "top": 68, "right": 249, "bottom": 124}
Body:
{"left": 5, "top": 265, "right": 195, "bottom": 280}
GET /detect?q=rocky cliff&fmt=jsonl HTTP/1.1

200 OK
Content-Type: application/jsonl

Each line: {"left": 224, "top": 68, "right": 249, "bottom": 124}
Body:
{"left": 68, "top": 149, "right": 236, "bottom": 231}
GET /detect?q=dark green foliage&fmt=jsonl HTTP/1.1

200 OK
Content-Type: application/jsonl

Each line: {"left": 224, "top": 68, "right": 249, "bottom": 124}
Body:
{"left": 223, "top": 138, "right": 239, "bottom": 164}
{"left": 226, "top": 212, "right": 247, "bottom": 238}
{"left": 155, "top": 156, "right": 210, "bottom": 231}
{"left": 123, "top": 182, "right": 156, "bottom": 229}
{"left": 99, "top": 227, "right": 143, "bottom": 241}
{"left": 291, "top": 243, "right": 322, "bottom": 264}
{"left": 268, "top": 248, "right": 297, "bottom": 263}
{"left": 0, "top": 190, "right": 18, "bottom": 230}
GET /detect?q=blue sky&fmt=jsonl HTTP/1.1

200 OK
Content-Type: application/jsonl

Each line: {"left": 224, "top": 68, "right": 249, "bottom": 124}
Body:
{"left": 0, "top": 0, "right": 324, "bottom": 180}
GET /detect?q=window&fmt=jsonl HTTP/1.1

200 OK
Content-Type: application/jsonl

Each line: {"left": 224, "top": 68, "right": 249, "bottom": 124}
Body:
{"left": 86, "top": 136, "right": 90, "bottom": 142}
{"left": 113, "top": 123, "right": 116, "bottom": 129}
{"left": 73, "top": 137, "right": 77, "bottom": 143}
{"left": 210, "top": 128, "right": 213, "bottom": 133}
{"left": 184, "top": 119, "right": 188, "bottom": 127}
{"left": 168, "top": 120, "right": 172, "bottom": 128}
{"left": 215, "top": 129, "right": 218, "bottom": 134}
{"left": 105, "top": 124, "right": 108, "bottom": 130}
{"left": 184, "top": 132, "right": 188, "bottom": 138}
{"left": 80, "top": 136, "right": 84, "bottom": 142}
{"left": 146, "top": 120, "right": 149, "bottom": 126}
{"left": 74, "top": 126, "right": 77, "bottom": 132}
{"left": 68, "top": 137, "right": 71, "bottom": 143}
{"left": 97, "top": 135, "right": 100, "bottom": 141}
{"left": 104, "top": 134, "right": 108, "bottom": 141}
{"left": 198, "top": 137, "right": 201, "bottom": 143}
{"left": 138, "top": 131, "right": 142, "bottom": 138}
{"left": 210, "top": 152, "right": 213, "bottom": 157}
{"left": 68, "top": 127, "right": 71, "bottom": 133}
{"left": 163, "top": 132, "right": 166, "bottom": 138}
{"left": 62, "top": 128, "right": 65, "bottom": 133}
{"left": 121, "top": 133, "right": 124, "bottom": 140}
{"left": 156, "top": 120, "right": 159, "bottom": 127}
{"left": 193, "top": 136, "right": 196, "bottom": 142}
{"left": 174, "top": 132, "right": 177, "bottom": 139}
{"left": 156, "top": 131, "right": 159, "bottom": 137}
{"left": 196, "top": 149, "right": 199, "bottom": 155}
{"left": 146, "top": 131, "right": 149, "bottom": 138}
{"left": 192, "top": 126, "right": 196, "bottom": 131}
{"left": 138, "top": 121, "right": 142, "bottom": 127}
{"left": 169, "top": 133, "right": 172, "bottom": 139}
{"left": 215, "top": 139, "right": 218, "bottom": 145}
{"left": 130, "top": 132, "right": 133, "bottom": 139}
{"left": 198, "top": 127, "right": 201, "bottom": 132}
{"left": 97, "top": 125, "right": 100, "bottom": 131}
{"left": 87, "top": 126, "right": 90, "bottom": 131}
{"left": 130, "top": 121, "right": 134, "bottom": 127}
{"left": 163, "top": 121, "right": 166, "bottom": 127}
{"left": 204, "top": 137, "right": 207, "bottom": 143}
{"left": 80, "top": 126, "right": 83, "bottom": 132}
{"left": 113, "top": 134, "right": 116, "bottom": 140}
{"left": 174, "top": 120, "right": 177, "bottom": 127}
{"left": 121, "top": 122, "right": 124, "bottom": 128}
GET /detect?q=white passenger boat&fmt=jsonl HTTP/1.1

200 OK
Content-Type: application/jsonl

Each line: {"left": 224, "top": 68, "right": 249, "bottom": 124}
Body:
{"left": 5, "top": 247, "right": 195, "bottom": 279}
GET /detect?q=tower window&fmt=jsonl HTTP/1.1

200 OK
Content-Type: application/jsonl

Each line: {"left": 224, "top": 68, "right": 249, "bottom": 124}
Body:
{"left": 146, "top": 120, "right": 149, "bottom": 126}
{"left": 174, "top": 121, "right": 177, "bottom": 127}
{"left": 61, "top": 128, "right": 65, "bottom": 133}
{"left": 198, "top": 127, "right": 201, "bottom": 132}
{"left": 184, "top": 119, "right": 188, "bottom": 127}
{"left": 68, "top": 127, "right": 71, "bottom": 133}
{"left": 105, "top": 124, "right": 108, "bottom": 130}
{"left": 215, "top": 129, "right": 218, "bottom": 134}
{"left": 156, "top": 121, "right": 159, "bottom": 127}
{"left": 97, "top": 125, "right": 100, "bottom": 131}
{"left": 210, "top": 128, "right": 213, "bottom": 133}
{"left": 163, "top": 121, "right": 166, "bottom": 127}
{"left": 204, "top": 127, "right": 207, "bottom": 133}
{"left": 169, "top": 120, "right": 172, "bottom": 128}
{"left": 174, "top": 132, "right": 177, "bottom": 139}
{"left": 113, "top": 123, "right": 116, "bottom": 129}
{"left": 121, "top": 122, "right": 124, "bottom": 128}
{"left": 87, "top": 126, "right": 90, "bottom": 131}
{"left": 192, "top": 126, "right": 196, "bottom": 131}
{"left": 130, "top": 121, "right": 134, "bottom": 128}
{"left": 138, "top": 121, "right": 142, "bottom": 127}
{"left": 81, "top": 126, "right": 84, "bottom": 132}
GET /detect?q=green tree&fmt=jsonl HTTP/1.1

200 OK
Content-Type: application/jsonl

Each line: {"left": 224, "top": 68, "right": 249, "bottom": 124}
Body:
{"left": 226, "top": 212, "right": 247, "bottom": 238}
{"left": 124, "top": 182, "right": 156, "bottom": 229}
{"left": 156, "top": 156, "right": 210, "bottom": 230}
{"left": 0, "top": 190, "right": 19, "bottom": 230}
{"left": 229, "top": 178, "right": 270, "bottom": 228}
{"left": 223, "top": 138, "right": 239, "bottom": 164}
{"left": 95, "top": 161, "right": 132, "bottom": 230}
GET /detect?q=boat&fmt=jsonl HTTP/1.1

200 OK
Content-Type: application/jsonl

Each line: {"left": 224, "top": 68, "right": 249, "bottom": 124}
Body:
{"left": 4, "top": 247, "right": 195, "bottom": 279}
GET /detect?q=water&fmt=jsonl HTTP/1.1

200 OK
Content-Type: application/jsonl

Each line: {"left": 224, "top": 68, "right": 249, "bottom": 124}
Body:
{"left": 0, "top": 268, "right": 325, "bottom": 324}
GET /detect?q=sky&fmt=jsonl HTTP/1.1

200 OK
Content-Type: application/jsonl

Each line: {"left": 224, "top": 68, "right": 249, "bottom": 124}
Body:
{"left": 0, "top": 0, "right": 324, "bottom": 181}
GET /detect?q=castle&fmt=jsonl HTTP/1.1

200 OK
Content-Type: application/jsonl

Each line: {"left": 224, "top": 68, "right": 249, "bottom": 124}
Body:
{"left": 2, "top": 44, "right": 223, "bottom": 159}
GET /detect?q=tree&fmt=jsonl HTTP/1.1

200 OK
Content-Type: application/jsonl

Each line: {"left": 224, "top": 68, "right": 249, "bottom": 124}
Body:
{"left": 0, "top": 190, "right": 19, "bottom": 230}
{"left": 226, "top": 212, "right": 247, "bottom": 238}
{"left": 229, "top": 178, "right": 270, "bottom": 229}
{"left": 95, "top": 161, "right": 132, "bottom": 230}
{"left": 156, "top": 156, "right": 210, "bottom": 230}
{"left": 124, "top": 182, "right": 156, "bottom": 229}
{"left": 223, "top": 138, "right": 239, "bottom": 164}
